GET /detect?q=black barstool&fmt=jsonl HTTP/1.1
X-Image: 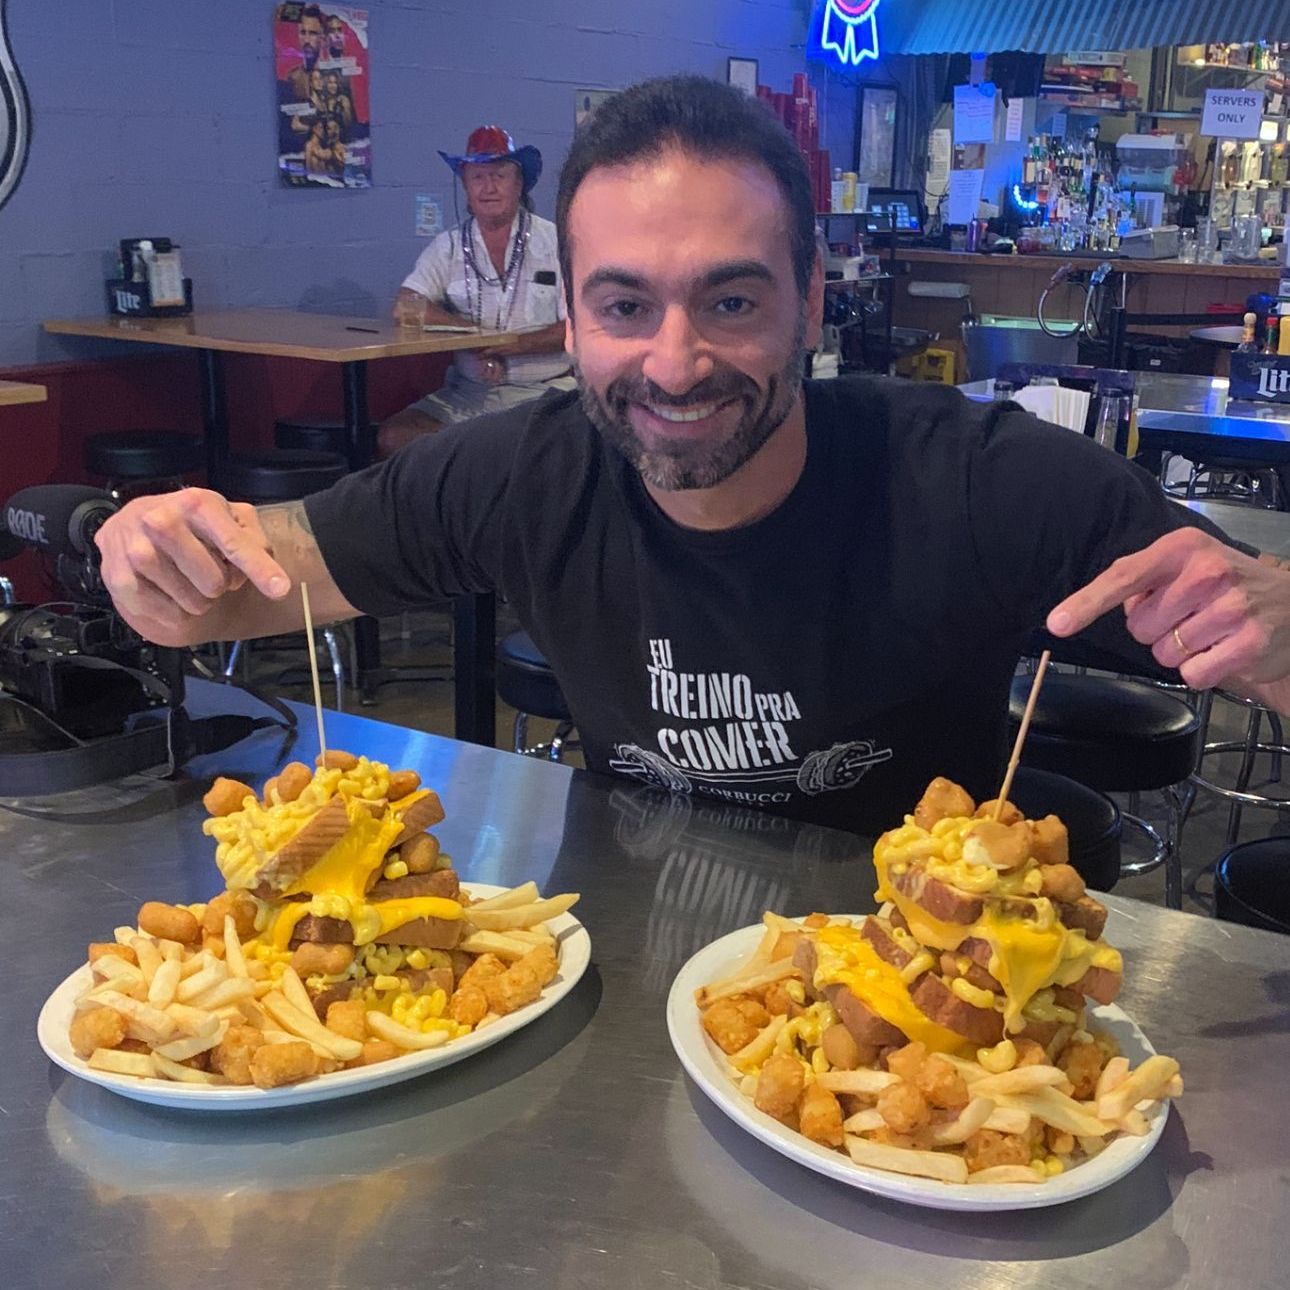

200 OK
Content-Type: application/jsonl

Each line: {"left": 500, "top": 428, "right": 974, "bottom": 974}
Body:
{"left": 1009, "top": 766, "right": 1122, "bottom": 893}
{"left": 83, "top": 431, "right": 204, "bottom": 500}
{"left": 274, "top": 417, "right": 353, "bottom": 459}
{"left": 218, "top": 449, "right": 351, "bottom": 706}
{"left": 496, "top": 631, "right": 578, "bottom": 761}
{"left": 1214, "top": 838, "right": 1290, "bottom": 934}
{"left": 1009, "top": 672, "right": 1203, "bottom": 908}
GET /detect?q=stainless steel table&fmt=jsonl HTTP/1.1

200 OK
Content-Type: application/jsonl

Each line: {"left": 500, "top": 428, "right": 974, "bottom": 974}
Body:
{"left": 1185, "top": 499, "right": 1290, "bottom": 558}
{"left": 3, "top": 682, "right": 1287, "bottom": 1289}
{"left": 962, "top": 373, "right": 1290, "bottom": 466}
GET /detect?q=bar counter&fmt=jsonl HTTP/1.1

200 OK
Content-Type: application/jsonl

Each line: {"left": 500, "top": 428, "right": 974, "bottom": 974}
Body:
{"left": 4, "top": 684, "right": 1287, "bottom": 1289}
{"left": 897, "top": 247, "right": 1282, "bottom": 281}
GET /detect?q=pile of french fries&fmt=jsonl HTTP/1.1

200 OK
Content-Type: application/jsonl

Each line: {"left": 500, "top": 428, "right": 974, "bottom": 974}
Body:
{"left": 695, "top": 913, "right": 1183, "bottom": 1186}
{"left": 68, "top": 881, "right": 578, "bottom": 1090}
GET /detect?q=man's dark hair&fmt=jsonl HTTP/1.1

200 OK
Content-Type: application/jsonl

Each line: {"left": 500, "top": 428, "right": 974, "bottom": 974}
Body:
{"left": 299, "top": 4, "right": 324, "bottom": 25}
{"left": 556, "top": 75, "right": 816, "bottom": 312}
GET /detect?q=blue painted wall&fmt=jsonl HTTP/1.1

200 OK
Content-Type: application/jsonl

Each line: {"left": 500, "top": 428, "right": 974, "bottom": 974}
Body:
{"left": 0, "top": 0, "right": 858, "bottom": 367}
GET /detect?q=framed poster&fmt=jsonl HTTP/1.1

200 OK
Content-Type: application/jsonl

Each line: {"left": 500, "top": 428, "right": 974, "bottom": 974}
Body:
{"left": 275, "top": 4, "right": 371, "bottom": 189}
{"left": 727, "top": 58, "right": 759, "bottom": 96}
{"left": 857, "top": 85, "right": 897, "bottom": 187}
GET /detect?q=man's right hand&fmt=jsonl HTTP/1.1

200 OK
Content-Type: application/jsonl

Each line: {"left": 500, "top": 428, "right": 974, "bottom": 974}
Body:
{"left": 95, "top": 489, "right": 291, "bottom": 646}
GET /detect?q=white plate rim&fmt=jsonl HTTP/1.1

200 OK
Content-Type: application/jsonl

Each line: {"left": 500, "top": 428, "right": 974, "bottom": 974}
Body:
{"left": 666, "top": 918, "right": 1170, "bottom": 1212}
{"left": 38, "top": 883, "right": 590, "bottom": 1111}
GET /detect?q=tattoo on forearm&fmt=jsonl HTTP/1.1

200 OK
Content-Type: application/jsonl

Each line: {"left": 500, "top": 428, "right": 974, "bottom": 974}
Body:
{"left": 257, "top": 500, "right": 317, "bottom": 562}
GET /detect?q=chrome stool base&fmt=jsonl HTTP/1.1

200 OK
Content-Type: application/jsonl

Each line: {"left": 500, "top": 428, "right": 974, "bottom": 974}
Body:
{"left": 513, "top": 713, "right": 579, "bottom": 763}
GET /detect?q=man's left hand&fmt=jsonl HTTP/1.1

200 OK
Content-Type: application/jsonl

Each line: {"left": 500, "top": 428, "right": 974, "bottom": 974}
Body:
{"left": 1047, "top": 528, "right": 1290, "bottom": 701}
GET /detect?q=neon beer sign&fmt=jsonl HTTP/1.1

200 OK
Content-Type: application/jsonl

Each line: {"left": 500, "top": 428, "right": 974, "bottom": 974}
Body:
{"left": 820, "top": 0, "right": 882, "bottom": 66}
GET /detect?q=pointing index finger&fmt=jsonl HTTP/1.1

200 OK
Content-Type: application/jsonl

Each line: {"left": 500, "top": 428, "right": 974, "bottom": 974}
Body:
{"left": 1047, "top": 540, "right": 1185, "bottom": 637}
{"left": 190, "top": 501, "right": 291, "bottom": 599}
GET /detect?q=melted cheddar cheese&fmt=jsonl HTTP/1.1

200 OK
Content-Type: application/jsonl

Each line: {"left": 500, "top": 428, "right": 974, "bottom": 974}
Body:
{"left": 873, "top": 821, "right": 1123, "bottom": 1034}
{"left": 813, "top": 925, "right": 970, "bottom": 1055}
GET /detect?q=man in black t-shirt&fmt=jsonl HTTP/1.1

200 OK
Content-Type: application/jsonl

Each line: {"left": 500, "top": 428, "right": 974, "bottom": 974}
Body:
{"left": 94, "top": 76, "right": 1290, "bottom": 837}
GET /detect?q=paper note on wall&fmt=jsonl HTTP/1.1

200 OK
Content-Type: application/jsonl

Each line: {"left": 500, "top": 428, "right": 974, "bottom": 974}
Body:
{"left": 1005, "top": 97, "right": 1024, "bottom": 142}
{"left": 947, "top": 168, "right": 985, "bottom": 226}
{"left": 928, "top": 127, "right": 952, "bottom": 196}
{"left": 954, "top": 83, "right": 996, "bottom": 144}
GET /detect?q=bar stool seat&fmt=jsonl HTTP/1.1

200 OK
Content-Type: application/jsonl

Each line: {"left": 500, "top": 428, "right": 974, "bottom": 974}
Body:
{"left": 220, "top": 450, "right": 348, "bottom": 501}
{"left": 274, "top": 418, "right": 354, "bottom": 458}
{"left": 1008, "top": 672, "right": 1203, "bottom": 906}
{"left": 1214, "top": 837, "right": 1290, "bottom": 935}
{"left": 496, "top": 630, "right": 577, "bottom": 761}
{"left": 84, "top": 431, "right": 204, "bottom": 498}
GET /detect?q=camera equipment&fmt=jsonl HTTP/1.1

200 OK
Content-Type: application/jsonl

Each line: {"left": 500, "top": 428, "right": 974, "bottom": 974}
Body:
{"left": 0, "top": 485, "right": 294, "bottom": 793}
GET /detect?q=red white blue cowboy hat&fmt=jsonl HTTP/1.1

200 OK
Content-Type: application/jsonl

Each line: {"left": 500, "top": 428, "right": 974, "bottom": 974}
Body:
{"left": 439, "top": 125, "right": 542, "bottom": 192}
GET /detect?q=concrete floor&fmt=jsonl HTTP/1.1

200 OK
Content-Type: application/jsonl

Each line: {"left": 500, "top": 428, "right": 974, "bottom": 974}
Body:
{"left": 248, "top": 609, "right": 1290, "bottom": 919}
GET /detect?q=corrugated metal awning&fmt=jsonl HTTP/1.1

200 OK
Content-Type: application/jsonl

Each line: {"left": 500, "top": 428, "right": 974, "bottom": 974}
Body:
{"left": 883, "top": 0, "right": 1290, "bottom": 55}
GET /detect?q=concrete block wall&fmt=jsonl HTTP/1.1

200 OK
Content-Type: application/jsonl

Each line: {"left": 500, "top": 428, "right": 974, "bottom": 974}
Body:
{"left": 0, "top": 0, "right": 861, "bottom": 368}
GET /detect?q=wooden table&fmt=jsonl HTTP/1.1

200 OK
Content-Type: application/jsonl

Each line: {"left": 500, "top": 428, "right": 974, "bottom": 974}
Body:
{"left": 43, "top": 309, "right": 513, "bottom": 741}
{"left": 0, "top": 379, "right": 48, "bottom": 406}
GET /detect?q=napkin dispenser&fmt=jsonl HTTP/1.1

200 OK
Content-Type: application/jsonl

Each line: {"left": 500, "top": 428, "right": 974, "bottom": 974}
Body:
{"left": 105, "top": 238, "right": 193, "bottom": 317}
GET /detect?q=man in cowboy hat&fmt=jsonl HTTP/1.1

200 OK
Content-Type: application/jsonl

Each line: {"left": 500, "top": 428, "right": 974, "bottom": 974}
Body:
{"left": 378, "top": 125, "right": 573, "bottom": 457}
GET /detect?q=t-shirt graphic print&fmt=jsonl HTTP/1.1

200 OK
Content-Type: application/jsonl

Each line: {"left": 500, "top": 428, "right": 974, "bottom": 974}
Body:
{"left": 608, "top": 636, "right": 893, "bottom": 806}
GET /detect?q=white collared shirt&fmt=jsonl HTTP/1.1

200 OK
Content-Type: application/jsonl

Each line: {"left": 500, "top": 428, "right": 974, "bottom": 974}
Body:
{"left": 401, "top": 212, "right": 569, "bottom": 386}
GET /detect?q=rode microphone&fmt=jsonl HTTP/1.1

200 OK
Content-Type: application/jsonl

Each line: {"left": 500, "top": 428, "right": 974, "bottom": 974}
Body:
{"left": 3, "top": 485, "right": 118, "bottom": 561}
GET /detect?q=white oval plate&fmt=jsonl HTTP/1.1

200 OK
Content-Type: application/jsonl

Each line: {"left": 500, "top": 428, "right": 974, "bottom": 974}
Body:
{"left": 666, "top": 919, "right": 1170, "bottom": 1212}
{"left": 38, "top": 884, "right": 590, "bottom": 1111}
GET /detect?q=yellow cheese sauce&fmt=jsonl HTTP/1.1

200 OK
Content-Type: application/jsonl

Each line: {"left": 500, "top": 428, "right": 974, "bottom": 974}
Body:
{"left": 873, "top": 818, "right": 1123, "bottom": 1034}
{"left": 813, "top": 925, "right": 969, "bottom": 1055}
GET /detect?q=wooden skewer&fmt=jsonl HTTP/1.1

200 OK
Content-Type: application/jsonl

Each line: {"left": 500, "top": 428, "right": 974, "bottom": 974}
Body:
{"left": 993, "top": 649, "right": 1051, "bottom": 821}
{"left": 300, "top": 581, "right": 327, "bottom": 762}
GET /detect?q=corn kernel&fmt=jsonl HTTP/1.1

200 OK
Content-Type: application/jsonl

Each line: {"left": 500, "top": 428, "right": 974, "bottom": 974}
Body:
{"left": 1044, "top": 1157, "right": 1064, "bottom": 1176}
{"left": 406, "top": 949, "right": 428, "bottom": 970}
{"left": 383, "top": 859, "right": 409, "bottom": 881}
{"left": 373, "top": 974, "right": 400, "bottom": 992}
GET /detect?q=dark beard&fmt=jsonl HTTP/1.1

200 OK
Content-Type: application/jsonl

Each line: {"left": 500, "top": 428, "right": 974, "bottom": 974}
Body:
{"left": 576, "top": 321, "right": 807, "bottom": 491}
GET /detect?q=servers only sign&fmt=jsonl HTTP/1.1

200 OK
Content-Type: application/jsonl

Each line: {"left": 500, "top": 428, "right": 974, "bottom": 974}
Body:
{"left": 1201, "top": 89, "right": 1263, "bottom": 139}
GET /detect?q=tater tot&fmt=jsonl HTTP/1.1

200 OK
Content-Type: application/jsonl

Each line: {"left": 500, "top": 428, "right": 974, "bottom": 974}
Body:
{"left": 1040, "top": 863, "right": 1086, "bottom": 904}
{"left": 291, "top": 942, "right": 355, "bottom": 977}
{"left": 448, "top": 985, "right": 489, "bottom": 1027}
{"left": 974, "top": 798, "right": 1023, "bottom": 826}
{"left": 1013, "top": 1038, "right": 1048, "bottom": 1068}
{"left": 762, "top": 979, "right": 799, "bottom": 1017}
{"left": 964, "top": 1128, "right": 1032, "bottom": 1173}
{"left": 316, "top": 750, "right": 359, "bottom": 770}
{"left": 400, "top": 833, "right": 441, "bottom": 874}
{"left": 275, "top": 761, "right": 314, "bottom": 804}
{"left": 210, "top": 1025, "right": 267, "bottom": 1085}
{"left": 798, "top": 1081, "right": 844, "bottom": 1147}
{"left": 702, "top": 996, "right": 771, "bottom": 1054}
{"left": 456, "top": 952, "right": 506, "bottom": 993}
{"left": 885, "top": 1042, "right": 928, "bottom": 1083}
{"left": 913, "top": 777, "right": 976, "bottom": 830}
{"left": 914, "top": 1054, "right": 970, "bottom": 1110}
{"left": 876, "top": 1079, "right": 931, "bottom": 1134}
{"left": 138, "top": 901, "right": 201, "bottom": 945}
{"left": 388, "top": 770, "right": 422, "bottom": 800}
{"left": 325, "top": 999, "right": 368, "bottom": 1044}
{"left": 200, "top": 889, "right": 259, "bottom": 939}
{"left": 1029, "top": 815, "right": 1070, "bottom": 867}
{"left": 203, "top": 776, "right": 254, "bottom": 817}
{"left": 483, "top": 947, "right": 552, "bottom": 1016}
{"left": 754, "top": 1053, "right": 805, "bottom": 1123}
{"left": 250, "top": 1040, "right": 320, "bottom": 1089}
{"left": 1059, "top": 1038, "right": 1104, "bottom": 1100}
{"left": 348, "top": 1039, "right": 400, "bottom": 1068}
{"left": 88, "top": 942, "right": 137, "bottom": 967}
{"left": 70, "top": 1006, "right": 127, "bottom": 1058}
{"left": 821, "top": 1022, "right": 874, "bottom": 1071}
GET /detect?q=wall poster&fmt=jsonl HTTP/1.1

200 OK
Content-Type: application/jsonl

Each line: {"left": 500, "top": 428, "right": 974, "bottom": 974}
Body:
{"left": 275, "top": 4, "right": 371, "bottom": 189}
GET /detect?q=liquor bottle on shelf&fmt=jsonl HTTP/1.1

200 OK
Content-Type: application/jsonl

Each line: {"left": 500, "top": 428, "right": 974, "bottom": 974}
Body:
{"left": 1265, "top": 315, "right": 1281, "bottom": 354}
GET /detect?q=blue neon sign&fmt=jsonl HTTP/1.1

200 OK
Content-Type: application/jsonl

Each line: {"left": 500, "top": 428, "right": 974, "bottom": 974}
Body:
{"left": 820, "top": 0, "right": 883, "bottom": 67}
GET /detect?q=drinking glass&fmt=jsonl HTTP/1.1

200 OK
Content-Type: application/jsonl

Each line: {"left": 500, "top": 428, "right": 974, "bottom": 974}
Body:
{"left": 1178, "top": 229, "right": 1197, "bottom": 263}
{"left": 396, "top": 293, "right": 427, "bottom": 333}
